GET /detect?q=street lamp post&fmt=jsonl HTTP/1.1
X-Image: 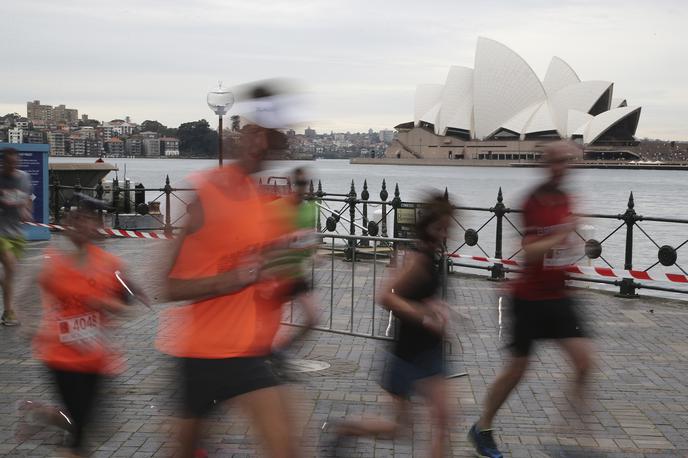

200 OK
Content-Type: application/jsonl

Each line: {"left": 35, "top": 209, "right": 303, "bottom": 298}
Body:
{"left": 207, "top": 83, "right": 235, "bottom": 167}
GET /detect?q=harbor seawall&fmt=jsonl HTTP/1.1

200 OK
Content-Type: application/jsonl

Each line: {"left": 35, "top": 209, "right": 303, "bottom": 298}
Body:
{"left": 350, "top": 158, "right": 688, "bottom": 170}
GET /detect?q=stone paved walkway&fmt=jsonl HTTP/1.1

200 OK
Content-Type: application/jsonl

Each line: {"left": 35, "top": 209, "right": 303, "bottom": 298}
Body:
{"left": 1, "top": 235, "right": 688, "bottom": 457}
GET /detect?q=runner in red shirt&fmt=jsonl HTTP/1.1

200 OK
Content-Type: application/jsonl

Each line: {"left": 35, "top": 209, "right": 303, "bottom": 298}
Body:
{"left": 469, "top": 141, "right": 594, "bottom": 458}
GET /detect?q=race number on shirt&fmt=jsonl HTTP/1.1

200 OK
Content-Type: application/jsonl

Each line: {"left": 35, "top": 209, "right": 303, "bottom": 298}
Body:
{"left": 58, "top": 313, "right": 101, "bottom": 346}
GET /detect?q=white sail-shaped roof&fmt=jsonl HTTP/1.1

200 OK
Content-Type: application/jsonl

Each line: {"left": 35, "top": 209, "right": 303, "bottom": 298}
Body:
{"left": 414, "top": 84, "right": 443, "bottom": 126}
{"left": 549, "top": 81, "right": 613, "bottom": 136}
{"left": 566, "top": 109, "right": 594, "bottom": 137}
{"left": 501, "top": 102, "right": 541, "bottom": 135}
{"left": 473, "top": 37, "right": 546, "bottom": 139}
{"left": 436, "top": 66, "right": 473, "bottom": 135}
{"left": 612, "top": 98, "right": 628, "bottom": 108}
{"left": 404, "top": 37, "right": 641, "bottom": 144}
{"left": 584, "top": 106, "right": 641, "bottom": 144}
{"left": 523, "top": 101, "right": 557, "bottom": 135}
{"left": 543, "top": 56, "right": 581, "bottom": 96}
{"left": 420, "top": 102, "right": 441, "bottom": 127}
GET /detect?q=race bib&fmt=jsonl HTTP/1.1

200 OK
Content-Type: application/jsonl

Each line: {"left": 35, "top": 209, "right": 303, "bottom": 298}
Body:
{"left": 59, "top": 313, "right": 101, "bottom": 348}
{"left": 543, "top": 235, "right": 582, "bottom": 269}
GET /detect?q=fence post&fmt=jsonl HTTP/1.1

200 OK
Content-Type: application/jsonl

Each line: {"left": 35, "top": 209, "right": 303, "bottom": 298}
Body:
{"left": 380, "top": 179, "right": 389, "bottom": 238}
{"left": 391, "top": 183, "right": 402, "bottom": 263}
{"left": 316, "top": 180, "right": 324, "bottom": 233}
{"left": 123, "top": 179, "right": 131, "bottom": 214}
{"left": 52, "top": 175, "right": 61, "bottom": 224}
{"left": 73, "top": 177, "right": 82, "bottom": 209}
{"left": 360, "top": 179, "right": 369, "bottom": 247}
{"left": 112, "top": 177, "right": 120, "bottom": 228}
{"left": 490, "top": 187, "right": 506, "bottom": 280}
{"left": 164, "top": 175, "right": 172, "bottom": 237}
{"left": 95, "top": 181, "right": 104, "bottom": 224}
{"left": 345, "top": 180, "right": 357, "bottom": 261}
{"left": 617, "top": 192, "right": 639, "bottom": 298}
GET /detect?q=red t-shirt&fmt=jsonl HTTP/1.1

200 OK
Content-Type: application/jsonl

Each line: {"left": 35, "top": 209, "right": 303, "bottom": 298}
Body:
{"left": 512, "top": 186, "right": 574, "bottom": 301}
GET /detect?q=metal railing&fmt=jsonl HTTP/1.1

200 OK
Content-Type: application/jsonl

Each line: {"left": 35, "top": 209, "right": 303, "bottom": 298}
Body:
{"left": 48, "top": 175, "right": 688, "bottom": 298}
{"left": 308, "top": 180, "right": 688, "bottom": 298}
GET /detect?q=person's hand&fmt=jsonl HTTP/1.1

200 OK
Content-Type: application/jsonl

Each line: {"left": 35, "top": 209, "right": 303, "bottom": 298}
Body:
{"left": 419, "top": 300, "right": 447, "bottom": 336}
{"left": 234, "top": 254, "right": 263, "bottom": 288}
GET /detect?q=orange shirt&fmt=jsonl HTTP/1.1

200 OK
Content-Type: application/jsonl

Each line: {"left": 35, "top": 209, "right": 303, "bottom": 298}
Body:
{"left": 156, "top": 165, "right": 286, "bottom": 359}
{"left": 33, "top": 244, "right": 124, "bottom": 374}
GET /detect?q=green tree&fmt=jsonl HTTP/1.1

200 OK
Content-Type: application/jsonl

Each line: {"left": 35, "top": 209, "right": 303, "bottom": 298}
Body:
{"left": 177, "top": 119, "right": 218, "bottom": 157}
{"left": 78, "top": 118, "right": 100, "bottom": 127}
{"left": 140, "top": 120, "right": 167, "bottom": 133}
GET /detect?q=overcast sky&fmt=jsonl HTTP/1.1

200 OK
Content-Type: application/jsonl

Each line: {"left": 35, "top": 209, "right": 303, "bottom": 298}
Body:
{"left": 2, "top": 0, "right": 686, "bottom": 139}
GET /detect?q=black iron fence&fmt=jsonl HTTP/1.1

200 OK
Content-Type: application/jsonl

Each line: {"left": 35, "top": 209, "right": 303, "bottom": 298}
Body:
{"left": 48, "top": 176, "right": 688, "bottom": 298}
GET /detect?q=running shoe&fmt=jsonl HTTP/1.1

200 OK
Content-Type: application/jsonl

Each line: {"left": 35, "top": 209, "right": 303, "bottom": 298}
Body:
{"left": 2, "top": 310, "right": 20, "bottom": 326}
{"left": 468, "top": 423, "right": 503, "bottom": 458}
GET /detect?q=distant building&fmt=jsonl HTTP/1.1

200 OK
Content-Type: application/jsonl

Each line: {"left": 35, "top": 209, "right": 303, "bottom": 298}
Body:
{"left": 27, "top": 100, "right": 53, "bottom": 123}
{"left": 27, "top": 100, "right": 78, "bottom": 125}
{"left": 15, "top": 118, "right": 30, "bottom": 130}
{"left": 52, "top": 104, "right": 79, "bottom": 126}
{"left": 78, "top": 126, "right": 96, "bottom": 139}
{"left": 24, "top": 130, "right": 44, "bottom": 144}
{"left": 379, "top": 130, "right": 395, "bottom": 143}
{"left": 305, "top": 126, "right": 316, "bottom": 138}
{"left": 85, "top": 139, "right": 104, "bottom": 157}
{"left": 159, "top": 137, "right": 180, "bottom": 157}
{"left": 68, "top": 137, "right": 86, "bottom": 156}
{"left": 126, "top": 136, "right": 143, "bottom": 157}
{"left": 142, "top": 138, "right": 161, "bottom": 157}
{"left": 103, "top": 119, "right": 137, "bottom": 140}
{"left": 8, "top": 127, "right": 23, "bottom": 144}
{"left": 105, "top": 138, "right": 125, "bottom": 156}
{"left": 47, "top": 131, "right": 67, "bottom": 156}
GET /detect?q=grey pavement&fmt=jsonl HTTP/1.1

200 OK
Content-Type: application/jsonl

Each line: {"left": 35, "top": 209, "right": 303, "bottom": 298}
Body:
{"left": 1, "top": 235, "right": 688, "bottom": 457}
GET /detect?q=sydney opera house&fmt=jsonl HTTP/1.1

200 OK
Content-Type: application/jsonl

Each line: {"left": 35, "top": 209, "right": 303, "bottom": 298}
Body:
{"left": 384, "top": 37, "right": 642, "bottom": 161}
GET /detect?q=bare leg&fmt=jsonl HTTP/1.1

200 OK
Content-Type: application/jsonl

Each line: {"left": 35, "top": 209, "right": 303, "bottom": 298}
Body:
{"left": 557, "top": 337, "right": 594, "bottom": 404}
{"left": 273, "top": 291, "right": 318, "bottom": 351}
{"left": 477, "top": 356, "right": 529, "bottom": 430}
{"left": 0, "top": 249, "right": 17, "bottom": 315}
{"left": 417, "top": 376, "right": 451, "bottom": 458}
{"left": 236, "top": 386, "right": 297, "bottom": 458}
{"left": 335, "top": 396, "right": 409, "bottom": 439}
{"left": 177, "top": 417, "right": 204, "bottom": 458}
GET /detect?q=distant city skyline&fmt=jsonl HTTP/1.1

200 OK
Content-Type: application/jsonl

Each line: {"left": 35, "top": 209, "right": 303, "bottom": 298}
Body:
{"left": 2, "top": 0, "right": 687, "bottom": 139}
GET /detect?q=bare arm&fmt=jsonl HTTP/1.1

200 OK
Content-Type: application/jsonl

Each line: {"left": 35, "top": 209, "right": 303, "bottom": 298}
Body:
{"left": 163, "top": 196, "right": 262, "bottom": 303}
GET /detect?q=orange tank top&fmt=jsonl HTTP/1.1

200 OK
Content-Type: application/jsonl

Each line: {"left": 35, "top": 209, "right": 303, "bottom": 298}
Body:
{"left": 156, "top": 166, "right": 285, "bottom": 359}
{"left": 33, "top": 244, "right": 124, "bottom": 374}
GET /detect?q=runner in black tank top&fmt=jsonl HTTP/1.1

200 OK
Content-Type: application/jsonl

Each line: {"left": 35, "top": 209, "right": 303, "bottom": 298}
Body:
{"left": 323, "top": 194, "right": 454, "bottom": 458}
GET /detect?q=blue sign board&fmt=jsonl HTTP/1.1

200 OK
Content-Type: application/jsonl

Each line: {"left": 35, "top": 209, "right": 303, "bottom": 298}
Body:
{"left": 0, "top": 143, "right": 51, "bottom": 241}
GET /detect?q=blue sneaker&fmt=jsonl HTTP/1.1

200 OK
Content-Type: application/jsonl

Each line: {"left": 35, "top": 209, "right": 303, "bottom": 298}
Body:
{"left": 468, "top": 423, "right": 503, "bottom": 458}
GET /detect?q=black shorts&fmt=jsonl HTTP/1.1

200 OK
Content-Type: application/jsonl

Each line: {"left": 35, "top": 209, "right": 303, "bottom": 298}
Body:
{"left": 180, "top": 356, "right": 280, "bottom": 417}
{"left": 510, "top": 296, "right": 586, "bottom": 357}
{"left": 50, "top": 368, "right": 101, "bottom": 450}
{"left": 381, "top": 346, "right": 445, "bottom": 398}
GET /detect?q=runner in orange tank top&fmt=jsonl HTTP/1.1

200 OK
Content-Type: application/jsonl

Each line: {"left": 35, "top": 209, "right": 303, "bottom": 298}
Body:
{"left": 19, "top": 195, "right": 147, "bottom": 457}
{"left": 157, "top": 118, "right": 299, "bottom": 458}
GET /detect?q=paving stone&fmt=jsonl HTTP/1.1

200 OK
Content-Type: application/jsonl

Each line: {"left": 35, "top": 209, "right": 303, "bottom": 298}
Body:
{"left": 1, "top": 236, "right": 687, "bottom": 456}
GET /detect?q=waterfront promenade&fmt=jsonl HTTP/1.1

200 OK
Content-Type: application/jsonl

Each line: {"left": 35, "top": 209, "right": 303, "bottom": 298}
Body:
{"left": 1, "top": 235, "right": 688, "bottom": 457}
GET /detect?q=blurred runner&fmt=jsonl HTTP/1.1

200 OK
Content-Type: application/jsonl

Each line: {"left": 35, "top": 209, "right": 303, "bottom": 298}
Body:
{"left": 24, "top": 195, "right": 145, "bottom": 457}
{"left": 156, "top": 84, "right": 300, "bottom": 458}
{"left": 0, "top": 147, "right": 33, "bottom": 326}
{"left": 324, "top": 193, "right": 454, "bottom": 458}
{"left": 468, "top": 141, "right": 594, "bottom": 458}
{"left": 265, "top": 167, "right": 319, "bottom": 373}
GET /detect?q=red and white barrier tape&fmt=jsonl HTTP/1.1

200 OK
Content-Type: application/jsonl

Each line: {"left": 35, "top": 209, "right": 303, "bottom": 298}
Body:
{"left": 25, "top": 222, "right": 174, "bottom": 240}
{"left": 449, "top": 253, "right": 688, "bottom": 285}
